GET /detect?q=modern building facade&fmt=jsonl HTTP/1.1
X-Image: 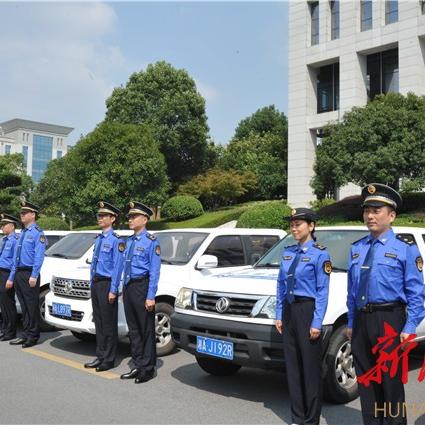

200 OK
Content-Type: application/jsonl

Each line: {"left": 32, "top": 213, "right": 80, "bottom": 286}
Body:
{"left": 0, "top": 119, "right": 73, "bottom": 182}
{"left": 288, "top": 0, "right": 425, "bottom": 207}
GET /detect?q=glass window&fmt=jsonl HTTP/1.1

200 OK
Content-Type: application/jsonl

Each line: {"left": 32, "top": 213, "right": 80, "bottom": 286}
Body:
{"left": 22, "top": 146, "right": 28, "bottom": 170}
{"left": 385, "top": 0, "right": 398, "bottom": 24}
{"left": 57, "top": 150, "right": 63, "bottom": 159}
{"left": 422, "top": 0, "right": 425, "bottom": 15}
{"left": 317, "top": 63, "right": 339, "bottom": 113}
{"left": 243, "top": 235, "right": 280, "bottom": 265}
{"left": 361, "top": 0, "right": 373, "bottom": 31}
{"left": 367, "top": 48, "right": 399, "bottom": 101}
{"left": 32, "top": 134, "right": 53, "bottom": 182}
{"left": 5, "top": 145, "right": 11, "bottom": 155}
{"left": 45, "top": 233, "right": 98, "bottom": 259}
{"left": 156, "top": 231, "right": 208, "bottom": 265}
{"left": 310, "top": 1, "right": 320, "bottom": 45}
{"left": 204, "top": 235, "right": 245, "bottom": 267}
{"left": 331, "top": 1, "right": 340, "bottom": 40}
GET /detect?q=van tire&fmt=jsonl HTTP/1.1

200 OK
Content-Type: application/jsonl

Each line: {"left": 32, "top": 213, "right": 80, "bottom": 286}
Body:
{"left": 155, "top": 302, "right": 175, "bottom": 356}
{"left": 196, "top": 356, "right": 241, "bottom": 376}
{"left": 323, "top": 325, "right": 358, "bottom": 403}
{"left": 71, "top": 331, "right": 96, "bottom": 342}
{"left": 39, "top": 289, "right": 56, "bottom": 332}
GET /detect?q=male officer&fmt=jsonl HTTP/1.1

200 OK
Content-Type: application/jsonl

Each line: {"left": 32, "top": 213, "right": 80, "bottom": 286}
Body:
{"left": 347, "top": 183, "right": 425, "bottom": 425}
{"left": 0, "top": 214, "right": 20, "bottom": 341}
{"left": 120, "top": 201, "right": 161, "bottom": 384}
{"left": 8, "top": 201, "right": 46, "bottom": 348}
{"left": 84, "top": 201, "right": 124, "bottom": 372}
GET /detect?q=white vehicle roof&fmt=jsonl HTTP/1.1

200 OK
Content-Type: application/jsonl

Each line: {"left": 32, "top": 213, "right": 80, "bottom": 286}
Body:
{"left": 156, "top": 228, "right": 286, "bottom": 235}
{"left": 315, "top": 225, "right": 424, "bottom": 233}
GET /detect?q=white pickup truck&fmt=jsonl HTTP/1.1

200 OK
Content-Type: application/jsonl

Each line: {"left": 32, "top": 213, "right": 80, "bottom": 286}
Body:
{"left": 171, "top": 226, "right": 425, "bottom": 404}
{"left": 44, "top": 228, "right": 285, "bottom": 355}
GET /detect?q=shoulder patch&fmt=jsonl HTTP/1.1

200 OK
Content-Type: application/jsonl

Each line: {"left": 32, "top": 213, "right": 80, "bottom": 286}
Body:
{"left": 40, "top": 235, "right": 46, "bottom": 243}
{"left": 323, "top": 261, "right": 332, "bottom": 274}
{"left": 416, "top": 256, "right": 423, "bottom": 272}
{"left": 396, "top": 234, "right": 415, "bottom": 245}
{"left": 313, "top": 243, "right": 326, "bottom": 250}
{"left": 118, "top": 242, "right": 125, "bottom": 252}
{"left": 155, "top": 245, "right": 161, "bottom": 256}
{"left": 147, "top": 233, "right": 156, "bottom": 241}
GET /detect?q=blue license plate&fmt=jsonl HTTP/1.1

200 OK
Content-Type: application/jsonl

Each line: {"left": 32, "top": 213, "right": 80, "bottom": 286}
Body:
{"left": 52, "top": 302, "right": 72, "bottom": 317}
{"left": 196, "top": 336, "right": 234, "bottom": 360}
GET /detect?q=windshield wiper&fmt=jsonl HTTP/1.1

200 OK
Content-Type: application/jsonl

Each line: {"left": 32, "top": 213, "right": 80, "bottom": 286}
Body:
{"left": 48, "top": 253, "right": 70, "bottom": 259}
{"left": 255, "top": 263, "right": 279, "bottom": 268}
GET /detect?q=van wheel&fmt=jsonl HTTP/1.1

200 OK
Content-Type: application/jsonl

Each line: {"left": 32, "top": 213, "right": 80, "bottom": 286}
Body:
{"left": 39, "top": 289, "right": 56, "bottom": 332}
{"left": 196, "top": 356, "right": 241, "bottom": 376}
{"left": 71, "top": 331, "right": 96, "bottom": 342}
{"left": 155, "top": 302, "right": 175, "bottom": 357}
{"left": 323, "top": 325, "right": 358, "bottom": 403}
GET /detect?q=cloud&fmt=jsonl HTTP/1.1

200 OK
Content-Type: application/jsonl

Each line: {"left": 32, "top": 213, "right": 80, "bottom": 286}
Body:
{"left": 0, "top": 2, "right": 127, "bottom": 142}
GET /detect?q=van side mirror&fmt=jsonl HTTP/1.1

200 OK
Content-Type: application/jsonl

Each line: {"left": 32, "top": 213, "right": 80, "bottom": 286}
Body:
{"left": 86, "top": 258, "right": 92, "bottom": 265}
{"left": 197, "top": 255, "right": 218, "bottom": 270}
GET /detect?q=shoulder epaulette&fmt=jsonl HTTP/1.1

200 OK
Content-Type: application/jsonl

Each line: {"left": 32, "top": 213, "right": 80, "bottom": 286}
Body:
{"left": 35, "top": 225, "right": 42, "bottom": 231}
{"left": 147, "top": 232, "right": 156, "bottom": 241}
{"left": 284, "top": 244, "right": 297, "bottom": 249}
{"left": 95, "top": 234, "right": 101, "bottom": 239}
{"left": 352, "top": 235, "right": 368, "bottom": 246}
{"left": 396, "top": 234, "right": 416, "bottom": 245}
{"left": 112, "top": 232, "right": 119, "bottom": 238}
{"left": 313, "top": 243, "right": 326, "bottom": 250}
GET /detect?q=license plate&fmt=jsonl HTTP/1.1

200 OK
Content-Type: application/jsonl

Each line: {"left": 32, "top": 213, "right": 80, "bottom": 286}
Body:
{"left": 52, "top": 302, "right": 72, "bottom": 317}
{"left": 196, "top": 336, "right": 234, "bottom": 360}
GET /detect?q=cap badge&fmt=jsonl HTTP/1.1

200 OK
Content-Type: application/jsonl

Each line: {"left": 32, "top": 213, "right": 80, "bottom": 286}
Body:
{"left": 367, "top": 185, "right": 376, "bottom": 194}
{"left": 21, "top": 201, "right": 26, "bottom": 207}
{"left": 99, "top": 201, "right": 104, "bottom": 208}
{"left": 129, "top": 202, "right": 134, "bottom": 208}
{"left": 291, "top": 209, "right": 297, "bottom": 216}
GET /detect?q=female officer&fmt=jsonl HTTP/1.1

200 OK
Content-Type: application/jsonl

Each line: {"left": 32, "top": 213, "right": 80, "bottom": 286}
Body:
{"left": 275, "top": 208, "right": 332, "bottom": 425}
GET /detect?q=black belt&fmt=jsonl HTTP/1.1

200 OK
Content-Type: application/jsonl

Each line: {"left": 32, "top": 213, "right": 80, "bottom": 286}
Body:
{"left": 17, "top": 267, "right": 32, "bottom": 272}
{"left": 0, "top": 268, "right": 10, "bottom": 273}
{"left": 359, "top": 302, "right": 404, "bottom": 313}
{"left": 128, "top": 275, "right": 149, "bottom": 284}
{"left": 293, "top": 296, "right": 315, "bottom": 303}
{"left": 92, "top": 275, "right": 111, "bottom": 283}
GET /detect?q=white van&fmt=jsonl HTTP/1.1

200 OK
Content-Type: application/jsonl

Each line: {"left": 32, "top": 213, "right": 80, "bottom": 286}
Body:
{"left": 44, "top": 228, "right": 286, "bottom": 355}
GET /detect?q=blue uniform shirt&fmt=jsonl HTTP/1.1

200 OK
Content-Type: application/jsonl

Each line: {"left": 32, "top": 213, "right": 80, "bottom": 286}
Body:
{"left": 347, "top": 229, "right": 425, "bottom": 334}
{"left": 9, "top": 223, "right": 47, "bottom": 281}
{"left": 122, "top": 229, "right": 161, "bottom": 300}
{"left": 0, "top": 232, "right": 18, "bottom": 270}
{"left": 276, "top": 239, "right": 331, "bottom": 329}
{"left": 90, "top": 228, "right": 125, "bottom": 295}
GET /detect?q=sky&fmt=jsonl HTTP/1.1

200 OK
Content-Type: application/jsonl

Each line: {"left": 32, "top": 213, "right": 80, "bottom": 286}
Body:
{"left": 0, "top": 1, "right": 288, "bottom": 146}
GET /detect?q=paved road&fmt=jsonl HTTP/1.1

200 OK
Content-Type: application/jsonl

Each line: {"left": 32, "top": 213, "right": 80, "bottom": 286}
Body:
{"left": 1, "top": 330, "right": 425, "bottom": 424}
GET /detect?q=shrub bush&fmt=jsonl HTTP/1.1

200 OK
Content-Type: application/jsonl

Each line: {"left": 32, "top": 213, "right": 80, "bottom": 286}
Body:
{"left": 237, "top": 201, "right": 292, "bottom": 230}
{"left": 37, "top": 216, "right": 69, "bottom": 230}
{"left": 161, "top": 196, "right": 204, "bottom": 221}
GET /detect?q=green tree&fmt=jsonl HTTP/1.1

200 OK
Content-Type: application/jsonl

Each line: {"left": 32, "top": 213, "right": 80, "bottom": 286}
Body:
{"left": 177, "top": 169, "right": 257, "bottom": 209}
{"left": 105, "top": 61, "right": 210, "bottom": 185}
{"left": 33, "top": 122, "right": 170, "bottom": 225}
{"left": 0, "top": 154, "right": 33, "bottom": 215}
{"left": 312, "top": 93, "right": 425, "bottom": 199}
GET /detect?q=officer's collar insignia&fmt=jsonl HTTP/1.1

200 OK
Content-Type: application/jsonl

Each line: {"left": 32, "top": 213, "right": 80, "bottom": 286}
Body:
{"left": 367, "top": 185, "right": 376, "bottom": 194}
{"left": 302, "top": 247, "right": 308, "bottom": 252}
{"left": 416, "top": 257, "right": 423, "bottom": 272}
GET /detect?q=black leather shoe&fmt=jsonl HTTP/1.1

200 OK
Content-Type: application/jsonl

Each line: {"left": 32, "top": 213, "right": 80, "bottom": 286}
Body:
{"left": 135, "top": 370, "right": 155, "bottom": 384}
{"left": 84, "top": 358, "right": 102, "bottom": 369}
{"left": 120, "top": 368, "right": 140, "bottom": 380}
{"left": 96, "top": 362, "right": 114, "bottom": 372}
{"left": 9, "top": 337, "right": 26, "bottom": 345}
{"left": 22, "top": 340, "right": 38, "bottom": 348}
{"left": 0, "top": 335, "right": 15, "bottom": 341}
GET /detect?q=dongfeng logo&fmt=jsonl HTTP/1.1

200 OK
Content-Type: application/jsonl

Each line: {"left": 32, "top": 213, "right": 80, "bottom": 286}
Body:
{"left": 215, "top": 297, "right": 230, "bottom": 314}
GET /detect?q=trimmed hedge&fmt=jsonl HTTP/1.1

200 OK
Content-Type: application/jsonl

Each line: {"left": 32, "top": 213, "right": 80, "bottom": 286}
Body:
{"left": 237, "top": 201, "right": 292, "bottom": 230}
{"left": 37, "top": 216, "right": 69, "bottom": 230}
{"left": 161, "top": 196, "right": 204, "bottom": 221}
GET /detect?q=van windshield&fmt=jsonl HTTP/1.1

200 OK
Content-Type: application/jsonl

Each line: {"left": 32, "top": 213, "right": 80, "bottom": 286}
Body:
{"left": 156, "top": 232, "right": 208, "bottom": 265}
{"left": 45, "top": 233, "right": 98, "bottom": 259}
{"left": 255, "top": 229, "right": 369, "bottom": 271}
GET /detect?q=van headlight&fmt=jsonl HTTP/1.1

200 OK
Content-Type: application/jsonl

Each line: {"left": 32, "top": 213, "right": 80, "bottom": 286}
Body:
{"left": 175, "top": 287, "right": 193, "bottom": 309}
{"left": 251, "top": 296, "right": 276, "bottom": 319}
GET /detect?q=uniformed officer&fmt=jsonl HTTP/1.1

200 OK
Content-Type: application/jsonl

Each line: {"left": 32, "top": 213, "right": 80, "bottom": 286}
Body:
{"left": 84, "top": 201, "right": 124, "bottom": 372}
{"left": 8, "top": 201, "right": 46, "bottom": 348}
{"left": 0, "top": 214, "right": 20, "bottom": 341}
{"left": 120, "top": 201, "right": 161, "bottom": 384}
{"left": 347, "top": 184, "right": 425, "bottom": 425}
{"left": 275, "top": 208, "right": 331, "bottom": 425}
